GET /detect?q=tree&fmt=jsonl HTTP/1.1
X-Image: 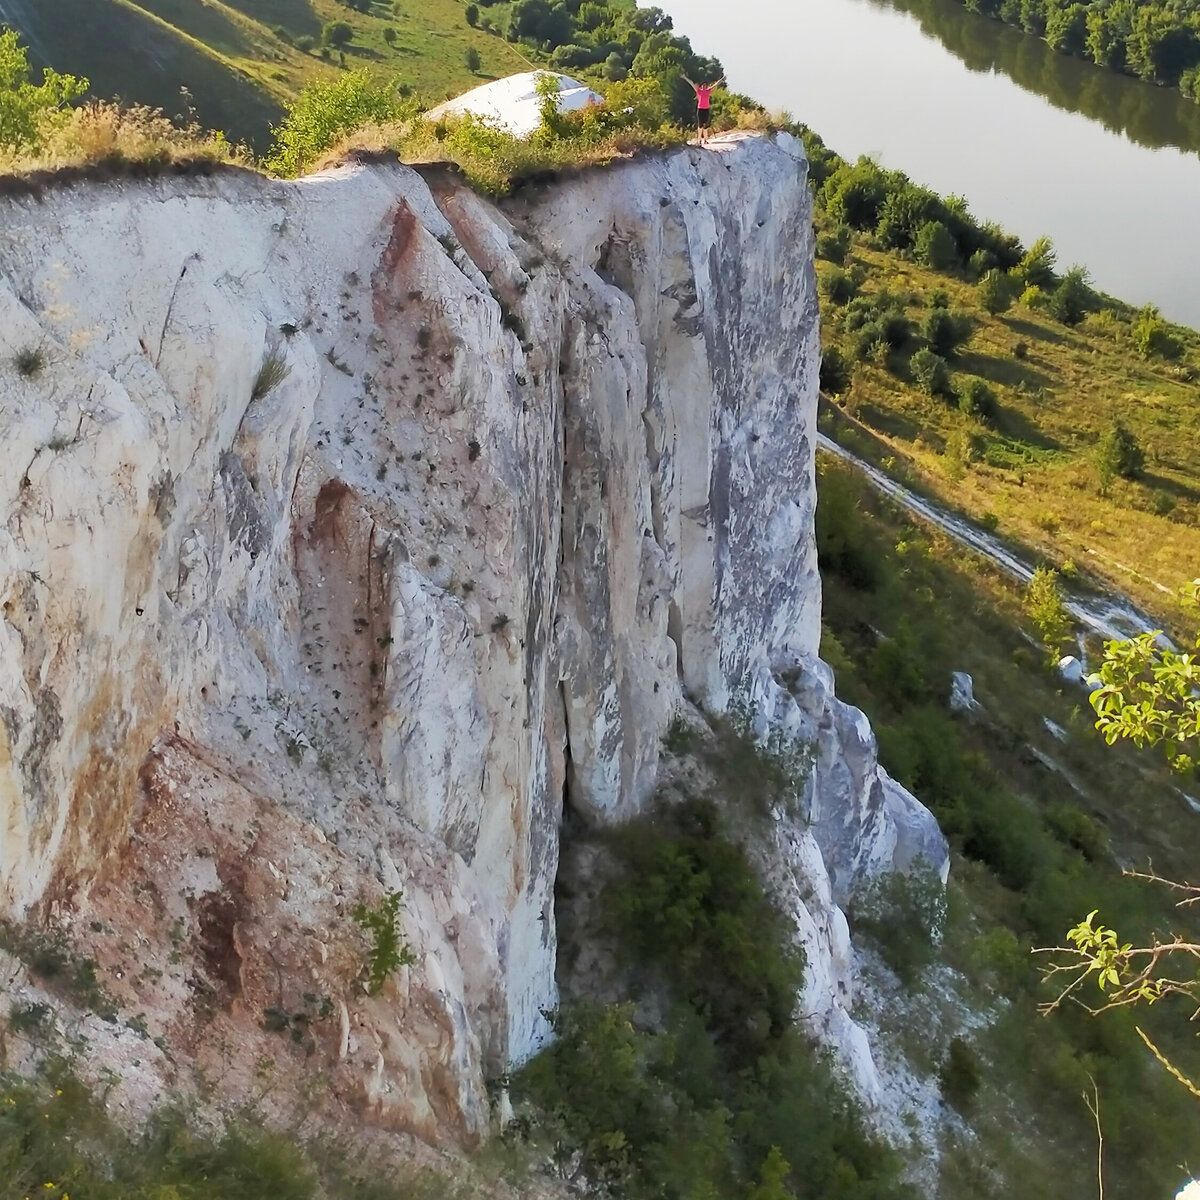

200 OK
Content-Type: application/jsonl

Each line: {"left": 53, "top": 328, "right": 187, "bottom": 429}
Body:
{"left": 1094, "top": 419, "right": 1144, "bottom": 493}
{"left": 0, "top": 30, "right": 89, "bottom": 152}
{"left": 1126, "top": 8, "right": 1200, "bottom": 85}
{"left": 465, "top": 4, "right": 479, "bottom": 25}
{"left": 1046, "top": 265, "right": 1093, "bottom": 325}
{"left": 267, "top": 71, "right": 410, "bottom": 176}
{"left": 383, "top": 25, "right": 397, "bottom": 44}
{"left": 465, "top": 46, "right": 482, "bottom": 72}
{"left": 1025, "top": 565, "right": 1072, "bottom": 659}
{"left": 820, "top": 268, "right": 857, "bottom": 306}
{"left": 322, "top": 20, "right": 354, "bottom": 47}
{"left": 746, "top": 1147, "right": 796, "bottom": 1200}
{"left": 819, "top": 346, "right": 851, "bottom": 395}
{"left": 1039, "top": 582, "right": 1200, "bottom": 1099}
{"left": 978, "top": 268, "right": 1016, "bottom": 315}
{"left": 1018, "top": 235, "right": 1057, "bottom": 288}
{"left": 914, "top": 220, "right": 958, "bottom": 271}
{"left": 958, "top": 376, "right": 996, "bottom": 421}
{"left": 922, "top": 306, "right": 973, "bottom": 357}
{"left": 1046, "top": 3, "right": 1088, "bottom": 54}
{"left": 603, "top": 52, "right": 628, "bottom": 81}
{"left": 910, "top": 347, "right": 952, "bottom": 398}
{"left": 1131, "top": 304, "right": 1184, "bottom": 360}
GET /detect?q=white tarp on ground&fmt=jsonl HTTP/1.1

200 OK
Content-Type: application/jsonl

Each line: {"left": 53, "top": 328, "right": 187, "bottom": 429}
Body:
{"left": 425, "top": 71, "right": 604, "bottom": 139}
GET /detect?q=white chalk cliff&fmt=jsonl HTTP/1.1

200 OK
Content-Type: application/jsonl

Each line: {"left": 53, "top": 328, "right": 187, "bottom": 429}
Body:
{"left": 0, "top": 132, "right": 945, "bottom": 1139}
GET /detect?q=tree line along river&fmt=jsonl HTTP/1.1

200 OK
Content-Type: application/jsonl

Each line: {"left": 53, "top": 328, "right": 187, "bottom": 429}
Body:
{"left": 667, "top": 0, "right": 1200, "bottom": 329}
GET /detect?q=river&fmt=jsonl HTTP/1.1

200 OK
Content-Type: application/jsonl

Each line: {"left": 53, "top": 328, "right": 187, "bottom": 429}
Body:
{"left": 666, "top": 0, "right": 1200, "bottom": 328}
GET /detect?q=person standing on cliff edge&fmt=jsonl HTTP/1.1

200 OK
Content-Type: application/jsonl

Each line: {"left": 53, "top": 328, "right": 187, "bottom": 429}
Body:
{"left": 683, "top": 74, "right": 724, "bottom": 146}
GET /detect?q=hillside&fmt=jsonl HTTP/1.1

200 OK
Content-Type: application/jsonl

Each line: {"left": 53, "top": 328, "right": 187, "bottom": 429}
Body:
{"left": 0, "top": 0, "right": 531, "bottom": 148}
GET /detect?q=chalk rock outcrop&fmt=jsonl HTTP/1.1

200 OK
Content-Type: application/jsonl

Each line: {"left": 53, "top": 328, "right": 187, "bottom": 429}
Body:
{"left": 0, "top": 132, "right": 943, "bottom": 1138}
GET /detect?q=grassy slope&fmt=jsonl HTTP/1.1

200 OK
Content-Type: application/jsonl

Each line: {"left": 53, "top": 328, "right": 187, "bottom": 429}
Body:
{"left": 817, "top": 455, "right": 1200, "bottom": 1199}
{"left": 817, "top": 227, "right": 1200, "bottom": 633}
{"left": 2, "top": 0, "right": 531, "bottom": 149}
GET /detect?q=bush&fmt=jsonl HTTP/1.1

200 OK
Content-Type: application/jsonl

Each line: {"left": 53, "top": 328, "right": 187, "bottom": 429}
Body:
{"left": 940, "top": 1037, "right": 983, "bottom": 1111}
{"left": 267, "top": 71, "right": 413, "bottom": 176}
{"left": 816, "top": 223, "right": 852, "bottom": 264}
{"left": 815, "top": 459, "right": 885, "bottom": 590}
{"left": 465, "top": 3, "right": 479, "bottom": 23}
{"left": 850, "top": 862, "right": 947, "bottom": 985}
{"left": 1018, "top": 234, "right": 1058, "bottom": 288}
{"left": 978, "top": 268, "right": 1016, "bottom": 315}
{"left": 958, "top": 376, "right": 996, "bottom": 421}
{"left": 295, "top": 34, "right": 316, "bottom": 51}
{"left": 1095, "top": 419, "right": 1145, "bottom": 492}
{"left": 607, "top": 800, "right": 805, "bottom": 1056}
{"left": 910, "top": 346, "right": 952, "bottom": 398}
{"left": 1046, "top": 265, "right": 1094, "bottom": 325}
{"left": 1025, "top": 565, "right": 1072, "bottom": 658}
{"left": 382, "top": 25, "right": 396, "bottom": 43}
{"left": 322, "top": 19, "right": 354, "bottom": 47}
{"left": 922, "top": 306, "right": 973, "bottom": 357}
{"left": 0, "top": 31, "right": 89, "bottom": 153}
{"left": 465, "top": 46, "right": 482, "bottom": 71}
{"left": 914, "top": 219, "right": 958, "bottom": 270}
{"left": 1132, "top": 305, "right": 1185, "bottom": 360}
{"left": 1013, "top": 340, "right": 1029, "bottom": 359}
{"left": 820, "top": 267, "right": 857, "bottom": 305}
{"left": 820, "top": 345, "right": 851, "bottom": 395}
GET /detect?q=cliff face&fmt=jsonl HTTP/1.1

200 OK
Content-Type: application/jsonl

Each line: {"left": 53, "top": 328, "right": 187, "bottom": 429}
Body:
{"left": 0, "top": 134, "right": 945, "bottom": 1138}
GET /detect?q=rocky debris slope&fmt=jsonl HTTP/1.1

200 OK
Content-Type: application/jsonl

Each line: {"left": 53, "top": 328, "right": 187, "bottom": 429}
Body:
{"left": 0, "top": 133, "right": 944, "bottom": 1140}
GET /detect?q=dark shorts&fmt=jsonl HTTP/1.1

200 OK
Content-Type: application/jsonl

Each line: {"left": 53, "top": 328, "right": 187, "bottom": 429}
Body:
{"left": 697, "top": 108, "right": 710, "bottom": 128}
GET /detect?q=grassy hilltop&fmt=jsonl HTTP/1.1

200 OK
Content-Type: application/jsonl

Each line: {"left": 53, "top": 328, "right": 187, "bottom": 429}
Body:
{"left": 0, "top": 0, "right": 531, "bottom": 147}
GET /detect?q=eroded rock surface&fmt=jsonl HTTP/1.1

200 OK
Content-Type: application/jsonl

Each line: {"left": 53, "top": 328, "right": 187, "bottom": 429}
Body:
{"left": 0, "top": 133, "right": 944, "bottom": 1139}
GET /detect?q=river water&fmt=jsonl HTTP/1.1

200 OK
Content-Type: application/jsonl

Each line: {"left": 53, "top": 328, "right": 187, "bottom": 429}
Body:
{"left": 666, "top": 0, "right": 1200, "bottom": 328}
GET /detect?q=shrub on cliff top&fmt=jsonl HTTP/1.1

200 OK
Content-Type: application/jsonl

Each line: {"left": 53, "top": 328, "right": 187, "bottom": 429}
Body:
{"left": 267, "top": 71, "right": 415, "bottom": 176}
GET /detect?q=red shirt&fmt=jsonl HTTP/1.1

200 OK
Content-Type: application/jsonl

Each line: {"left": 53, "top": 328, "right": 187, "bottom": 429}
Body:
{"left": 695, "top": 85, "right": 714, "bottom": 110}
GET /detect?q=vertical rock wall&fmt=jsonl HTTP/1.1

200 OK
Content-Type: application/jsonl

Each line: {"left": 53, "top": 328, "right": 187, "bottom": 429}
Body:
{"left": 0, "top": 133, "right": 944, "bottom": 1138}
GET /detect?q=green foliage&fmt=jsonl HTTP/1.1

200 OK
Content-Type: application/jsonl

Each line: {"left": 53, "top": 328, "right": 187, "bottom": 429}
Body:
{"left": 843, "top": 292, "right": 913, "bottom": 361}
{"left": 0, "top": 1064, "right": 467, "bottom": 1199}
{"left": 922, "top": 305, "right": 973, "bottom": 358}
{"left": 351, "top": 890, "right": 416, "bottom": 996}
{"left": 914, "top": 219, "right": 958, "bottom": 270}
{"left": 815, "top": 457, "right": 885, "bottom": 589}
{"left": 816, "top": 223, "right": 852, "bottom": 265}
{"left": 322, "top": 20, "right": 355, "bottom": 48}
{"left": 850, "top": 862, "right": 947, "bottom": 985}
{"left": 267, "top": 71, "right": 413, "bottom": 176}
{"left": 0, "top": 919, "right": 117, "bottom": 1019}
{"left": 515, "top": 782, "right": 914, "bottom": 1200}
{"left": 465, "top": 46, "right": 482, "bottom": 72}
{"left": 939, "top": 1037, "right": 983, "bottom": 1111}
{"left": 1131, "top": 304, "right": 1184, "bottom": 360}
{"left": 607, "top": 800, "right": 804, "bottom": 1054}
{"left": 1046, "top": 265, "right": 1094, "bottom": 326}
{"left": 910, "top": 346, "right": 953, "bottom": 398}
{"left": 1088, "top": 584, "right": 1200, "bottom": 771}
{"left": 978, "top": 267, "right": 1016, "bottom": 315}
{"left": 820, "top": 267, "right": 858, "bottom": 305}
{"left": 1094, "top": 418, "right": 1145, "bottom": 492}
{"left": 820, "top": 345, "right": 851, "bottom": 395}
{"left": 958, "top": 376, "right": 997, "bottom": 421}
{"left": 1025, "top": 565, "right": 1073, "bottom": 658}
{"left": 1018, "top": 235, "right": 1058, "bottom": 289}
{"left": 0, "top": 30, "right": 89, "bottom": 153}
{"left": 465, "top": 4, "right": 479, "bottom": 26}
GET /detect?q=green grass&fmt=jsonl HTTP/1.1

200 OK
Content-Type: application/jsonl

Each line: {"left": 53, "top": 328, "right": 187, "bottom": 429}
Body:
{"left": 817, "top": 222, "right": 1200, "bottom": 632}
{"left": 12, "top": 0, "right": 533, "bottom": 149}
